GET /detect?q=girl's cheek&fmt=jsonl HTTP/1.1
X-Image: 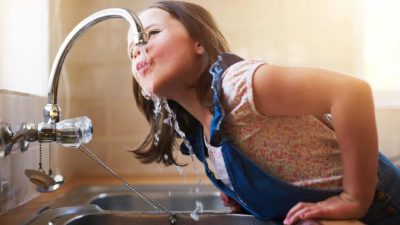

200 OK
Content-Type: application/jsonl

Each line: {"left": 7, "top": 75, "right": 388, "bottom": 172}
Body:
{"left": 131, "top": 63, "right": 137, "bottom": 74}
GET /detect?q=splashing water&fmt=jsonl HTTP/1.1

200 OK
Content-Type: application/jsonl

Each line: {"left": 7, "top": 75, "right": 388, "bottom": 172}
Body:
{"left": 176, "top": 166, "right": 184, "bottom": 175}
{"left": 153, "top": 97, "right": 163, "bottom": 146}
{"left": 134, "top": 46, "right": 204, "bottom": 221}
{"left": 190, "top": 201, "right": 204, "bottom": 221}
{"left": 151, "top": 98, "right": 201, "bottom": 178}
{"left": 162, "top": 99, "right": 200, "bottom": 175}
{"left": 154, "top": 130, "right": 161, "bottom": 146}
{"left": 150, "top": 98, "right": 204, "bottom": 220}
{"left": 153, "top": 97, "right": 162, "bottom": 116}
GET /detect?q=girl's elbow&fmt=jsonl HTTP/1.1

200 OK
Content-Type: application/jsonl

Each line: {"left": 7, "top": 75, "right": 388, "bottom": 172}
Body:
{"left": 350, "top": 79, "right": 374, "bottom": 101}
{"left": 358, "top": 80, "right": 372, "bottom": 94}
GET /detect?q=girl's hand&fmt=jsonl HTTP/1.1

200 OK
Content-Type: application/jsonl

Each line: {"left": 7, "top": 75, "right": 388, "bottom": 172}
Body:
{"left": 284, "top": 192, "right": 367, "bottom": 225}
{"left": 220, "top": 192, "right": 243, "bottom": 213}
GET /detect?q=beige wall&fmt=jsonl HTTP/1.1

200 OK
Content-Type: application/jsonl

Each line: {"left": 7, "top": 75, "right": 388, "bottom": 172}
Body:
{"left": 0, "top": 0, "right": 49, "bottom": 214}
{"left": 49, "top": 0, "right": 400, "bottom": 181}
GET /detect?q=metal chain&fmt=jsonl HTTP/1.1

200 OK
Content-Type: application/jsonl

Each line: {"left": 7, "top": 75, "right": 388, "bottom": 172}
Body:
{"left": 38, "top": 142, "right": 43, "bottom": 170}
{"left": 48, "top": 143, "right": 53, "bottom": 176}
{"left": 77, "top": 144, "right": 176, "bottom": 217}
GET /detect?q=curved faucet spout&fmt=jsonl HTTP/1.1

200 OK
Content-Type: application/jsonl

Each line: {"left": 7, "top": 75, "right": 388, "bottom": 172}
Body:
{"left": 45, "top": 8, "right": 147, "bottom": 124}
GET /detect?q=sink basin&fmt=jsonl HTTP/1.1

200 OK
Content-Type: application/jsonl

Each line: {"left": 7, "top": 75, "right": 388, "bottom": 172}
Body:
{"left": 51, "top": 184, "right": 230, "bottom": 212}
{"left": 90, "top": 191, "right": 225, "bottom": 211}
{"left": 57, "top": 212, "right": 282, "bottom": 225}
{"left": 21, "top": 184, "right": 324, "bottom": 225}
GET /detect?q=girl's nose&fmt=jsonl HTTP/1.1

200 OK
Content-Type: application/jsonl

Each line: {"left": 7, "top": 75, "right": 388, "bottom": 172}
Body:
{"left": 130, "top": 47, "right": 139, "bottom": 60}
{"left": 131, "top": 45, "right": 148, "bottom": 60}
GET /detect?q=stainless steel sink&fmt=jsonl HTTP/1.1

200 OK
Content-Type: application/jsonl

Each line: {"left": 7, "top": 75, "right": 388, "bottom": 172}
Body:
{"left": 21, "top": 184, "right": 231, "bottom": 225}
{"left": 90, "top": 191, "right": 225, "bottom": 211}
{"left": 50, "top": 184, "right": 230, "bottom": 212}
{"left": 20, "top": 184, "right": 321, "bottom": 225}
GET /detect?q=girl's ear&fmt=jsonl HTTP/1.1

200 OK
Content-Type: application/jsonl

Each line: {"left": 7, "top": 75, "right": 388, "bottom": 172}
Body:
{"left": 194, "top": 41, "right": 205, "bottom": 55}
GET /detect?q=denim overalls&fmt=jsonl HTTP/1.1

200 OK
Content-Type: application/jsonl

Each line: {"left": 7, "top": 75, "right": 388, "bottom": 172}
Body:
{"left": 180, "top": 53, "right": 400, "bottom": 224}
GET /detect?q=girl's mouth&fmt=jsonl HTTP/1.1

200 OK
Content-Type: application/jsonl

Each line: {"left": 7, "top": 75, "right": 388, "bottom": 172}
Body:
{"left": 136, "top": 60, "right": 151, "bottom": 75}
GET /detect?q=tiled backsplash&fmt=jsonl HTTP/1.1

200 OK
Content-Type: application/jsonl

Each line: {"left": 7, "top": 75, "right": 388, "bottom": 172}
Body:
{"left": 0, "top": 90, "right": 46, "bottom": 215}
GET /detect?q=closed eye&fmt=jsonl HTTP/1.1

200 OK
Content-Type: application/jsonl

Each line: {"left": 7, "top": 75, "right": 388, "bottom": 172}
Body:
{"left": 148, "top": 30, "right": 160, "bottom": 39}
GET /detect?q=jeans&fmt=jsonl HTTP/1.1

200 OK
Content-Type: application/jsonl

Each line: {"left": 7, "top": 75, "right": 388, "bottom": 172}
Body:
{"left": 361, "top": 153, "right": 400, "bottom": 225}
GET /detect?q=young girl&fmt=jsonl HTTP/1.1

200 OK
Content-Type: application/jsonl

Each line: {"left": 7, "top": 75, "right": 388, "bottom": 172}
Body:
{"left": 127, "top": 1, "right": 400, "bottom": 224}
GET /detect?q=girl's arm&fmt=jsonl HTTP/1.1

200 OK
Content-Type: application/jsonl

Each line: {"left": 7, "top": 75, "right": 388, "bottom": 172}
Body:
{"left": 251, "top": 64, "right": 378, "bottom": 223}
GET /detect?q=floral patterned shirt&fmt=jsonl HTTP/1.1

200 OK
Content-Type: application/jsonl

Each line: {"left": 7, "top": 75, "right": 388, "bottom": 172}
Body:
{"left": 206, "top": 59, "right": 343, "bottom": 190}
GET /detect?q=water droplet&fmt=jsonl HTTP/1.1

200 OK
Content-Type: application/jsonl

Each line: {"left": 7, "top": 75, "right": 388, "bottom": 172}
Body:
{"left": 154, "top": 130, "right": 161, "bottom": 146}
{"left": 190, "top": 211, "right": 199, "bottom": 221}
{"left": 169, "top": 214, "right": 177, "bottom": 225}
{"left": 153, "top": 97, "right": 162, "bottom": 117}
{"left": 190, "top": 200, "right": 204, "bottom": 221}
{"left": 163, "top": 117, "right": 173, "bottom": 126}
{"left": 176, "top": 166, "right": 184, "bottom": 175}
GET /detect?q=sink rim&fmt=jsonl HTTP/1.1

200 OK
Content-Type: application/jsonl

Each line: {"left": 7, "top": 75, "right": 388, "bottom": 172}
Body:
{"left": 54, "top": 211, "right": 280, "bottom": 225}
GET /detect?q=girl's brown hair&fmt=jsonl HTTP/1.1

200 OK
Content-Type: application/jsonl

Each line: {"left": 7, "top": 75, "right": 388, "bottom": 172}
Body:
{"left": 131, "top": 0, "right": 230, "bottom": 166}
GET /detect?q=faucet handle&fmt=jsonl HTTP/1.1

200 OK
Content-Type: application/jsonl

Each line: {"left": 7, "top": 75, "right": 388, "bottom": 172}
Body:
{"left": 56, "top": 116, "right": 93, "bottom": 148}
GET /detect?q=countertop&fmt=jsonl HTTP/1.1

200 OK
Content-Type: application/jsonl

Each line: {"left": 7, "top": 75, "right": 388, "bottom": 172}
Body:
{"left": 0, "top": 176, "right": 364, "bottom": 225}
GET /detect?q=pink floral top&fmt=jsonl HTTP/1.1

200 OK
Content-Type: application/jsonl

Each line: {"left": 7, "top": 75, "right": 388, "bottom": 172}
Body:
{"left": 207, "top": 59, "right": 343, "bottom": 190}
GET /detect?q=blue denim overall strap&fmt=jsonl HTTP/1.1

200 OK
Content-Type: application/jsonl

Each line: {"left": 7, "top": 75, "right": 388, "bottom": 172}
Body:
{"left": 180, "top": 53, "right": 400, "bottom": 222}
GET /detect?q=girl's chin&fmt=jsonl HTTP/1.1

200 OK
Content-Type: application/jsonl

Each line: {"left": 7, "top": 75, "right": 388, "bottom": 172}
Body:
{"left": 139, "top": 86, "right": 165, "bottom": 99}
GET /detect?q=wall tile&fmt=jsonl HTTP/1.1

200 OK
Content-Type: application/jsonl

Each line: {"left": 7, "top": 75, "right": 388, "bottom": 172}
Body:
{"left": 0, "top": 156, "right": 12, "bottom": 213}
{"left": 68, "top": 98, "right": 108, "bottom": 136}
{"left": 0, "top": 91, "right": 46, "bottom": 215}
{"left": 109, "top": 99, "right": 149, "bottom": 136}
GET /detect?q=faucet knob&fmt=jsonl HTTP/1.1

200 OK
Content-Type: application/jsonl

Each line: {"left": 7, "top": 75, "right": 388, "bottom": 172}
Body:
{"left": 55, "top": 116, "right": 93, "bottom": 148}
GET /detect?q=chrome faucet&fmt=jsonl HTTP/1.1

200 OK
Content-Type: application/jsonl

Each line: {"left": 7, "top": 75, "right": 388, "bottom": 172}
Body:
{"left": 0, "top": 8, "right": 147, "bottom": 192}
{"left": 45, "top": 8, "right": 147, "bottom": 124}
{"left": 1, "top": 8, "right": 147, "bottom": 153}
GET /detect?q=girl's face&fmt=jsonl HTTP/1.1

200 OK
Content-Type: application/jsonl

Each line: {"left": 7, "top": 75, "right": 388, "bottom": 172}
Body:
{"left": 128, "top": 8, "right": 204, "bottom": 100}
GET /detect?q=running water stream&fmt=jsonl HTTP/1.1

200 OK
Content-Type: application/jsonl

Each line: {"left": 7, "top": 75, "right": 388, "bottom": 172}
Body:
{"left": 135, "top": 41, "right": 204, "bottom": 219}
{"left": 128, "top": 44, "right": 205, "bottom": 221}
{"left": 77, "top": 98, "right": 205, "bottom": 222}
{"left": 153, "top": 97, "right": 204, "bottom": 220}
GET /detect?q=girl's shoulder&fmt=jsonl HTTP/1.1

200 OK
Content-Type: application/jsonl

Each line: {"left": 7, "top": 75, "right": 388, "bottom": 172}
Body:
{"left": 223, "top": 59, "right": 266, "bottom": 77}
{"left": 221, "top": 59, "right": 267, "bottom": 116}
